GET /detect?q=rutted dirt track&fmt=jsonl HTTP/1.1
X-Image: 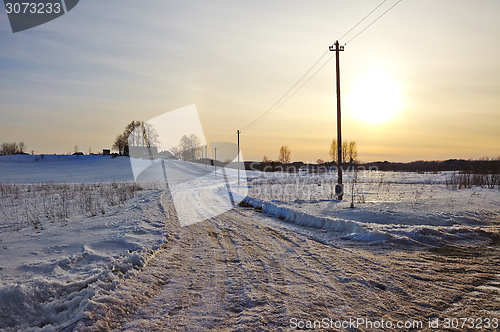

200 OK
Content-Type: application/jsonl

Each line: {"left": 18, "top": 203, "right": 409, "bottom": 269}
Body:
{"left": 77, "top": 190, "right": 500, "bottom": 331}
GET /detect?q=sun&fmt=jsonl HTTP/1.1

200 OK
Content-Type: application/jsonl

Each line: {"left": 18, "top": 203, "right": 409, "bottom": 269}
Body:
{"left": 347, "top": 68, "right": 402, "bottom": 123}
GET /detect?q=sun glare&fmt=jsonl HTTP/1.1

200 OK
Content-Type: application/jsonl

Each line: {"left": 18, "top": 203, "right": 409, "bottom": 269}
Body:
{"left": 347, "top": 68, "right": 402, "bottom": 123}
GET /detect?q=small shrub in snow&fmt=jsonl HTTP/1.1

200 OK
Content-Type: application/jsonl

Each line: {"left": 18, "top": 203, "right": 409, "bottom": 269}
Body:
{"left": 0, "top": 182, "right": 146, "bottom": 232}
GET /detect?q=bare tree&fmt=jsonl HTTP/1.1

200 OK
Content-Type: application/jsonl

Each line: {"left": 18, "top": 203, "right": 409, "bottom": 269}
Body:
{"left": 112, "top": 120, "right": 160, "bottom": 155}
{"left": 18, "top": 142, "right": 26, "bottom": 154}
{"left": 317, "top": 159, "right": 325, "bottom": 164}
{"left": 0, "top": 142, "right": 17, "bottom": 155}
{"left": 128, "top": 122, "right": 160, "bottom": 148}
{"left": 143, "top": 123, "right": 159, "bottom": 147}
{"left": 347, "top": 141, "right": 358, "bottom": 163}
{"left": 262, "top": 156, "right": 271, "bottom": 163}
{"left": 178, "top": 134, "right": 201, "bottom": 161}
{"left": 329, "top": 139, "right": 357, "bottom": 164}
{"left": 329, "top": 138, "right": 337, "bottom": 162}
{"left": 0, "top": 142, "right": 27, "bottom": 155}
{"left": 278, "top": 145, "right": 291, "bottom": 164}
{"left": 113, "top": 120, "right": 140, "bottom": 155}
{"left": 342, "top": 141, "right": 348, "bottom": 164}
{"left": 112, "top": 133, "right": 128, "bottom": 155}
{"left": 169, "top": 146, "right": 181, "bottom": 159}
{"left": 124, "top": 121, "right": 142, "bottom": 138}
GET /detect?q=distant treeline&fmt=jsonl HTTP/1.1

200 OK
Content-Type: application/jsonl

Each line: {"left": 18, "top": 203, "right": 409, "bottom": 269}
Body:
{"left": 242, "top": 158, "right": 500, "bottom": 174}
{"left": 0, "top": 142, "right": 27, "bottom": 155}
{"left": 363, "top": 159, "right": 500, "bottom": 173}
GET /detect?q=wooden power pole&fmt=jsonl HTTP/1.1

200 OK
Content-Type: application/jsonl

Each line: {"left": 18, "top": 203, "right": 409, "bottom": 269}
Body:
{"left": 214, "top": 147, "right": 217, "bottom": 179}
{"left": 237, "top": 130, "right": 240, "bottom": 185}
{"left": 330, "top": 40, "right": 344, "bottom": 200}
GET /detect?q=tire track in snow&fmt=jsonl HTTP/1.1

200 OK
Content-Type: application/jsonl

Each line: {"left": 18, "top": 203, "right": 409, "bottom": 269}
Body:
{"left": 77, "top": 190, "right": 500, "bottom": 331}
{"left": 208, "top": 213, "right": 291, "bottom": 328}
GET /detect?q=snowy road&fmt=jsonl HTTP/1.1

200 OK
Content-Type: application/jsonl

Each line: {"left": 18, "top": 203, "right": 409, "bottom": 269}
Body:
{"left": 77, "top": 190, "right": 500, "bottom": 331}
{"left": 2, "top": 158, "right": 499, "bottom": 331}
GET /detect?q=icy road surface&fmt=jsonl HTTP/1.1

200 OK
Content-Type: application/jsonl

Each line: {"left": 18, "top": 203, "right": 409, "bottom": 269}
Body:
{"left": 77, "top": 190, "right": 500, "bottom": 331}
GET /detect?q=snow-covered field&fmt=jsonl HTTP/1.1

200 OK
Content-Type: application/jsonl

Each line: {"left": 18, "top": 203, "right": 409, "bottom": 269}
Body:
{"left": 0, "top": 155, "right": 499, "bottom": 331}
{"left": 0, "top": 155, "right": 166, "bottom": 331}
{"left": 243, "top": 170, "right": 500, "bottom": 245}
{"left": 0, "top": 155, "right": 135, "bottom": 184}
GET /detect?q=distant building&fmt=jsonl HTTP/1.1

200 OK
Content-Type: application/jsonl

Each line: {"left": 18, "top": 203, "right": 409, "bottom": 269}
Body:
{"left": 102, "top": 149, "right": 111, "bottom": 156}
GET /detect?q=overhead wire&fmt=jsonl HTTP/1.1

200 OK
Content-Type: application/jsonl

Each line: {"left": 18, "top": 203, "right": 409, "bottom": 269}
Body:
{"left": 239, "top": 49, "right": 330, "bottom": 132}
{"left": 226, "top": 132, "right": 237, "bottom": 143}
{"left": 229, "top": 0, "right": 404, "bottom": 139}
{"left": 344, "top": 0, "right": 403, "bottom": 44}
{"left": 338, "top": 0, "right": 388, "bottom": 42}
{"left": 243, "top": 54, "right": 336, "bottom": 131}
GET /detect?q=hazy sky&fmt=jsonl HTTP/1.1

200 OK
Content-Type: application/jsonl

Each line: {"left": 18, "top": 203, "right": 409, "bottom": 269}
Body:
{"left": 1, "top": 0, "right": 499, "bottom": 162}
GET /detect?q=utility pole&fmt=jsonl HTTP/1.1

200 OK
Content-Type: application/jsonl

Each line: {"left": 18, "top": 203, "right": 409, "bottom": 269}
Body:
{"left": 237, "top": 130, "right": 240, "bottom": 186}
{"left": 214, "top": 147, "right": 217, "bottom": 179}
{"left": 329, "top": 40, "right": 344, "bottom": 200}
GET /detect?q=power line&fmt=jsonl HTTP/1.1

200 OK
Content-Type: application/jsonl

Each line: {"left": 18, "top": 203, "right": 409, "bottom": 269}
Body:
{"left": 243, "top": 54, "right": 336, "bottom": 131}
{"left": 228, "top": 0, "right": 403, "bottom": 139}
{"left": 240, "top": 49, "right": 329, "bottom": 132}
{"left": 338, "top": 0, "right": 388, "bottom": 42}
{"left": 226, "top": 132, "right": 237, "bottom": 143}
{"left": 226, "top": 49, "right": 331, "bottom": 143}
{"left": 345, "top": 0, "right": 403, "bottom": 44}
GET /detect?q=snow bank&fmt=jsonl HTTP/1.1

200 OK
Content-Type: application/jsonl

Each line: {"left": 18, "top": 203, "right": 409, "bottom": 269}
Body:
{"left": 0, "top": 190, "right": 168, "bottom": 331}
{"left": 241, "top": 197, "right": 405, "bottom": 243}
{"left": 242, "top": 171, "right": 500, "bottom": 246}
{"left": 241, "top": 195, "right": 498, "bottom": 246}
